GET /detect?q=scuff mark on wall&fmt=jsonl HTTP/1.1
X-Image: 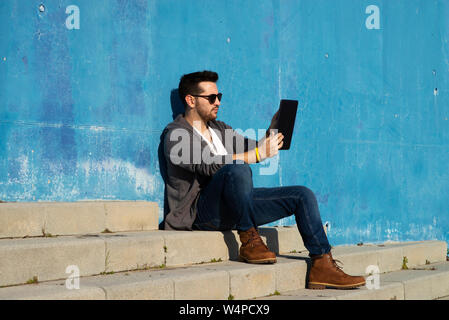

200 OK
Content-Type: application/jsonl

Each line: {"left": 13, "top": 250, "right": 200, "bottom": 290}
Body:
{"left": 80, "top": 158, "right": 158, "bottom": 196}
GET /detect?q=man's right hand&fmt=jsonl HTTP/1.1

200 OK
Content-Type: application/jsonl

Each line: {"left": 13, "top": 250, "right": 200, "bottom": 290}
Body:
{"left": 258, "top": 131, "right": 284, "bottom": 161}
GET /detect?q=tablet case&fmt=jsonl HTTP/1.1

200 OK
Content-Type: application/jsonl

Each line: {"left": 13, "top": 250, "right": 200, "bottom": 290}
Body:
{"left": 274, "top": 99, "right": 298, "bottom": 150}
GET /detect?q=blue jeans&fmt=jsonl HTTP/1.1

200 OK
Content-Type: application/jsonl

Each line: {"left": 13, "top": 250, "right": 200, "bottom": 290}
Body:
{"left": 192, "top": 162, "right": 332, "bottom": 256}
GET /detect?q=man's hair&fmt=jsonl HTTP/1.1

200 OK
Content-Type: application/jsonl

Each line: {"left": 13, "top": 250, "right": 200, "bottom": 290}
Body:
{"left": 178, "top": 70, "right": 219, "bottom": 107}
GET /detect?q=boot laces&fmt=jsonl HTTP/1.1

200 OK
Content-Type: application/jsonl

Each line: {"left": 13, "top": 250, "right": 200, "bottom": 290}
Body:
{"left": 331, "top": 258, "right": 346, "bottom": 274}
{"left": 248, "top": 229, "right": 268, "bottom": 249}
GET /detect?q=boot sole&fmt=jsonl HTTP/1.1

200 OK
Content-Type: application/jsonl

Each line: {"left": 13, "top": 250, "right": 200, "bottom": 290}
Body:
{"left": 307, "top": 281, "right": 366, "bottom": 290}
{"left": 238, "top": 256, "right": 277, "bottom": 264}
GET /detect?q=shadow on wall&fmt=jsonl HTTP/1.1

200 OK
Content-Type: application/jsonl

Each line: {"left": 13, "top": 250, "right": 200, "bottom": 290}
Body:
{"left": 158, "top": 89, "right": 185, "bottom": 229}
{"left": 170, "top": 89, "right": 185, "bottom": 120}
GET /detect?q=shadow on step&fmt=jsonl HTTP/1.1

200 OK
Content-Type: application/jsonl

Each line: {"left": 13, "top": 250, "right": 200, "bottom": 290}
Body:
{"left": 220, "top": 229, "right": 286, "bottom": 261}
{"left": 220, "top": 229, "right": 312, "bottom": 286}
{"left": 221, "top": 231, "right": 240, "bottom": 261}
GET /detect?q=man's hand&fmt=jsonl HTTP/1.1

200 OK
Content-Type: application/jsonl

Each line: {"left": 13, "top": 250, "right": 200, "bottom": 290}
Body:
{"left": 232, "top": 111, "right": 283, "bottom": 164}
{"left": 258, "top": 131, "right": 284, "bottom": 161}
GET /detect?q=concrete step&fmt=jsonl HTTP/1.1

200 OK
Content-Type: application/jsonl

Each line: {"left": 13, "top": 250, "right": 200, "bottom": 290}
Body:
{"left": 0, "top": 240, "right": 446, "bottom": 300}
{"left": 0, "top": 226, "right": 306, "bottom": 287}
{"left": 254, "top": 260, "right": 449, "bottom": 300}
{"left": 0, "top": 201, "right": 159, "bottom": 238}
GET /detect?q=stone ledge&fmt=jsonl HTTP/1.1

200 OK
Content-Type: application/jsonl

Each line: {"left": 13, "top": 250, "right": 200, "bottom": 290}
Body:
{"left": 0, "top": 201, "right": 159, "bottom": 238}
{"left": 0, "top": 226, "right": 306, "bottom": 287}
{"left": 255, "top": 260, "right": 449, "bottom": 300}
{"left": 0, "top": 241, "right": 446, "bottom": 300}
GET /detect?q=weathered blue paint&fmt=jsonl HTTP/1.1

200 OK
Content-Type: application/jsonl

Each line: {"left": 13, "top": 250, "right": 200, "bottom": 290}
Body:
{"left": 1, "top": 0, "right": 448, "bottom": 247}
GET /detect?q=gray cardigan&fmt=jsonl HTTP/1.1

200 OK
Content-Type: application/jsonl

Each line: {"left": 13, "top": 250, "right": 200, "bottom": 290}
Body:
{"left": 162, "top": 114, "right": 257, "bottom": 230}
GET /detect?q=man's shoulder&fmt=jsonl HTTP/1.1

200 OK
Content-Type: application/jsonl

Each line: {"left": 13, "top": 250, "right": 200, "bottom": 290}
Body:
{"left": 163, "top": 114, "right": 191, "bottom": 132}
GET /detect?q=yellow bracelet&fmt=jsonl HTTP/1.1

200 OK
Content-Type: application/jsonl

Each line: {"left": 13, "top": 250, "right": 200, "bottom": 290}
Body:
{"left": 255, "top": 147, "right": 261, "bottom": 163}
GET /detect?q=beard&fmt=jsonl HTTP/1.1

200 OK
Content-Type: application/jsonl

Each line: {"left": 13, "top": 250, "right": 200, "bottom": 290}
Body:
{"left": 198, "top": 107, "right": 218, "bottom": 122}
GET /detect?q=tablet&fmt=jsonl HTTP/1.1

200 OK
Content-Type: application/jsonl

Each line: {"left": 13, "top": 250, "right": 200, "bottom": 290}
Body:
{"left": 272, "top": 99, "right": 298, "bottom": 150}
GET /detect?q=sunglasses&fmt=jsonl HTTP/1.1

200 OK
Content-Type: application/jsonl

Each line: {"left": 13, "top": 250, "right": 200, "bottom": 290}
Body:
{"left": 191, "top": 93, "right": 222, "bottom": 104}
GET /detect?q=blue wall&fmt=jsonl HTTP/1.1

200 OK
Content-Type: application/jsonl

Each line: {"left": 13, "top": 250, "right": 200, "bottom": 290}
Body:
{"left": 1, "top": 0, "right": 448, "bottom": 247}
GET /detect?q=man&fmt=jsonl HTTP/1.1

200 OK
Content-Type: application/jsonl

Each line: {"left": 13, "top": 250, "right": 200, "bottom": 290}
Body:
{"left": 161, "top": 70, "right": 365, "bottom": 289}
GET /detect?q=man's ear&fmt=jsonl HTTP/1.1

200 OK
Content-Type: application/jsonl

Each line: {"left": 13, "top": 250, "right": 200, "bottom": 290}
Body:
{"left": 185, "top": 95, "right": 196, "bottom": 108}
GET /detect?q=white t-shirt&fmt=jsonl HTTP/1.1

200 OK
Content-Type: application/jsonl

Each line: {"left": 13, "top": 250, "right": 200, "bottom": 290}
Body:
{"left": 193, "top": 126, "right": 228, "bottom": 156}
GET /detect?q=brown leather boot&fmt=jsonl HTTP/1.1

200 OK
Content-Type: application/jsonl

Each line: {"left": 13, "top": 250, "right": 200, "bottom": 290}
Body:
{"left": 307, "top": 252, "right": 366, "bottom": 289}
{"left": 238, "top": 227, "right": 277, "bottom": 264}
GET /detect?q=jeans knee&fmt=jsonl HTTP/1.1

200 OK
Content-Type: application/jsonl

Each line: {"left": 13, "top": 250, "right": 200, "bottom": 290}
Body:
{"left": 300, "top": 186, "right": 315, "bottom": 198}
{"left": 294, "top": 186, "right": 318, "bottom": 207}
